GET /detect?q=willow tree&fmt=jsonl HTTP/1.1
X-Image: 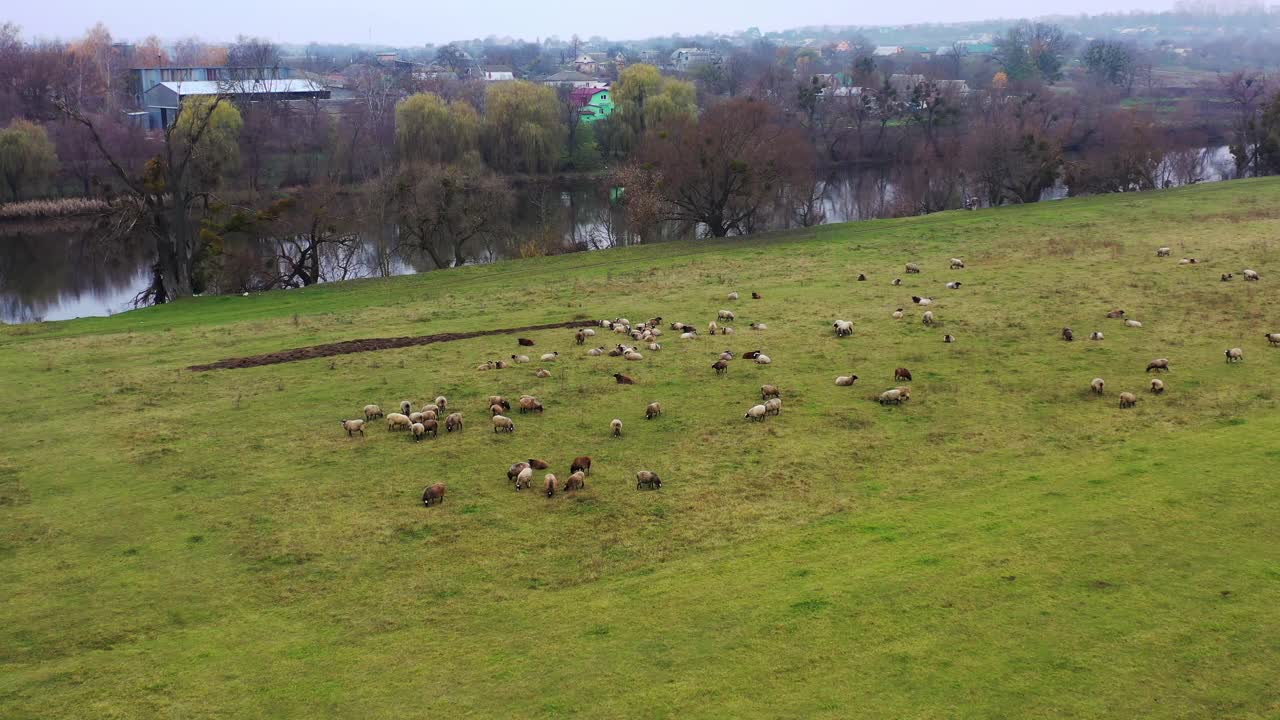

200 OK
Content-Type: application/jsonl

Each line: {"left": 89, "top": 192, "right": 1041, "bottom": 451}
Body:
{"left": 0, "top": 120, "right": 59, "bottom": 201}
{"left": 395, "top": 92, "right": 480, "bottom": 166}
{"left": 481, "top": 81, "right": 563, "bottom": 174}
{"left": 58, "top": 93, "right": 242, "bottom": 303}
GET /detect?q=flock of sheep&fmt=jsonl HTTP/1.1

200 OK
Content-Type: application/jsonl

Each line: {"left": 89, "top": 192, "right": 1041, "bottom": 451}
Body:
{"left": 336, "top": 248, "right": 1271, "bottom": 508}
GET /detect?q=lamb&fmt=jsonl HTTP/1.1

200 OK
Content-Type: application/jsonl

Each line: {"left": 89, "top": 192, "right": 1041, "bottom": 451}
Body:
{"left": 833, "top": 320, "right": 854, "bottom": 337}
{"left": 571, "top": 456, "right": 592, "bottom": 475}
{"left": 728, "top": 291, "right": 740, "bottom": 300}
{"left": 708, "top": 321, "right": 719, "bottom": 335}
{"left": 878, "top": 389, "right": 904, "bottom": 405}
{"left": 362, "top": 404, "right": 384, "bottom": 420}
{"left": 410, "top": 422, "right": 426, "bottom": 442}
{"left": 646, "top": 402, "right": 663, "bottom": 419}
{"left": 835, "top": 374, "right": 858, "bottom": 386}
{"left": 905, "top": 263, "right": 921, "bottom": 274}
{"left": 518, "top": 338, "right": 535, "bottom": 346}
{"left": 1267, "top": 333, "right": 1280, "bottom": 346}
{"left": 488, "top": 395, "right": 511, "bottom": 411}
{"left": 922, "top": 311, "right": 935, "bottom": 326}
{"left": 445, "top": 413, "right": 464, "bottom": 432}
{"left": 492, "top": 415, "right": 515, "bottom": 433}
{"left": 945, "top": 281, "right": 962, "bottom": 290}
{"left": 535, "top": 369, "right": 552, "bottom": 378}
{"left": 1221, "top": 273, "right": 1233, "bottom": 282}
{"left": 744, "top": 404, "right": 768, "bottom": 421}
{"left": 944, "top": 334, "right": 955, "bottom": 343}
{"left": 1156, "top": 247, "right": 1171, "bottom": 257}
{"left": 1062, "top": 327, "right": 1074, "bottom": 342}
{"left": 1243, "top": 269, "right": 1260, "bottom": 281}
{"left": 528, "top": 458, "right": 550, "bottom": 470}
{"left": 649, "top": 342, "right": 662, "bottom": 351}
{"left": 857, "top": 273, "right": 867, "bottom": 281}
{"left": 1225, "top": 347, "right": 1244, "bottom": 362}
{"left": 624, "top": 350, "right": 644, "bottom": 361}
{"left": 718, "top": 310, "right": 735, "bottom": 322}
{"left": 761, "top": 384, "right": 780, "bottom": 400}
{"left": 892, "top": 278, "right": 902, "bottom": 286}
{"left": 588, "top": 346, "right": 606, "bottom": 356}
{"left": 386, "top": 413, "right": 412, "bottom": 431}
{"left": 1119, "top": 392, "right": 1138, "bottom": 408}
{"left": 749, "top": 322, "right": 767, "bottom": 330}
{"left": 751, "top": 292, "right": 762, "bottom": 299}
{"left": 636, "top": 471, "right": 662, "bottom": 490}
{"left": 712, "top": 359, "right": 729, "bottom": 375}
{"left": 765, "top": 398, "right": 782, "bottom": 416}
{"left": 950, "top": 258, "right": 965, "bottom": 269}
{"left": 540, "top": 352, "right": 559, "bottom": 362}
{"left": 421, "top": 483, "right": 446, "bottom": 506}
{"left": 340, "top": 419, "right": 366, "bottom": 437}
{"left": 895, "top": 367, "right": 912, "bottom": 382}
{"left": 1145, "top": 358, "right": 1170, "bottom": 373}
{"left": 1091, "top": 378, "right": 1105, "bottom": 395}
{"left": 511, "top": 354, "right": 530, "bottom": 364}
{"left": 1125, "top": 319, "right": 1143, "bottom": 328}
{"left": 754, "top": 353, "right": 772, "bottom": 364}
{"left": 515, "top": 466, "right": 533, "bottom": 490}
{"left": 1106, "top": 309, "right": 1126, "bottom": 318}
{"left": 1150, "top": 378, "right": 1165, "bottom": 394}
{"left": 400, "top": 400, "right": 412, "bottom": 415}
{"left": 1090, "top": 331, "right": 1103, "bottom": 341}
{"left": 518, "top": 397, "right": 544, "bottom": 413}
{"left": 893, "top": 308, "right": 905, "bottom": 320}
{"left": 613, "top": 373, "right": 635, "bottom": 385}
{"left": 611, "top": 418, "right": 623, "bottom": 437}
{"left": 564, "top": 471, "right": 585, "bottom": 492}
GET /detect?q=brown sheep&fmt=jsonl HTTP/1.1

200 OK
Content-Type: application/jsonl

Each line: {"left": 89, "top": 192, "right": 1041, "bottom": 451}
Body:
{"left": 570, "top": 456, "right": 592, "bottom": 476}
{"left": 507, "top": 462, "right": 530, "bottom": 483}
{"left": 894, "top": 367, "right": 912, "bottom": 382}
{"left": 518, "top": 338, "right": 535, "bottom": 346}
{"left": 564, "top": 471, "right": 585, "bottom": 492}
{"left": 421, "top": 419, "right": 438, "bottom": 438}
{"left": 518, "top": 397, "right": 544, "bottom": 413}
{"left": 445, "top": 413, "right": 464, "bottom": 432}
{"left": 544, "top": 474, "right": 557, "bottom": 498}
{"left": 488, "top": 396, "right": 511, "bottom": 411}
{"left": 1062, "top": 327, "right": 1074, "bottom": 342}
{"left": 575, "top": 330, "right": 586, "bottom": 345}
{"left": 1106, "top": 309, "right": 1126, "bottom": 319}
{"left": 761, "top": 385, "right": 780, "bottom": 400}
{"left": 751, "top": 292, "right": 762, "bottom": 299}
{"left": 712, "top": 359, "right": 729, "bottom": 375}
{"left": 421, "top": 483, "right": 446, "bottom": 506}
{"left": 1119, "top": 392, "right": 1138, "bottom": 408}
{"left": 1145, "top": 358, "right": 1170, "bottom": 373}
{"left": 490, "top": 403, "right": 506, "bottom": 417}
{"left": 613, "top": 373, "right": 635, "bottom": 385}
{"left": 528, "top": 458, "right": 550, "bottom": 470}
{"left": 1150, "top": 378, "right": 1165, "bottom": 394}
{"left": 646, "top": 402, "right": 663, "bottom": 419}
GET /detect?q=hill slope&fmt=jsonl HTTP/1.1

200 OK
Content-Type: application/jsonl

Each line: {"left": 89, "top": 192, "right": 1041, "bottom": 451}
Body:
{"left": 2, "top": 179, "right": 1279, "bottom": 718}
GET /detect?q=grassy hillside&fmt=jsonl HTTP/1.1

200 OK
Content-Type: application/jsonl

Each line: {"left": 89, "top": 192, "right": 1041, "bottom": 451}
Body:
{"left": 2, "top": 179, "right": 1279, "bottom": 719}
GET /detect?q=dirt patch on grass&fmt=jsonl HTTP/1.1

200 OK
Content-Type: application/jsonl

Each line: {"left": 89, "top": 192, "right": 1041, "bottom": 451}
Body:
{"left": 188, "top": 320, "right": 597, "bottom": 371}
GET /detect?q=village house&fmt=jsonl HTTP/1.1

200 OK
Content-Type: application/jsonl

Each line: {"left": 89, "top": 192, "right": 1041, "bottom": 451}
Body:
{"left": 669, "top": 47, "right": 720, "bottom": 72}
{"left": 483, "top": 66, "right": 515, "bottom": 81}
{"left": 140, "top": 76, "right": 328, "bottom": 129}
{"left": 569, "top": 86, "right": 614, "bottom": 124}
{"left": 542, "top": 70, "right": 608, "bottom": 89}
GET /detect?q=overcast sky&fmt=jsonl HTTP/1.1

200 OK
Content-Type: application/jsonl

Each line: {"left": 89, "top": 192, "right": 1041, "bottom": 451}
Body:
{"left": 10, "top": 0, "right": 1174, "bottom": 46}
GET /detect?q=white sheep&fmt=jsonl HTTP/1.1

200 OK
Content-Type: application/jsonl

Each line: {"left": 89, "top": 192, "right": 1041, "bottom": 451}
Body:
{"left": 624, "top": 350, "right": 644, "bottom": 361}
{"left": 835, "top": 375, "right": 858, "bottom": 386}
{"left": 1243, "top": 269, "right": 1260, "bottom": 281}
{"left": 1225, "top": 347, "right": 1244, "bottom": 362}
{"left": 943, "top": 334, "right": 955, "bottom": 343}
{"left": 611, "top": 418, "right": 623, "bottom": 437}
{"left": 905, "top": 263, "right": 921, "bottom": 274}
{"left": 492, "top": 415, "right": 515, "bottom": 433}
{"left": 1125, "top": 319, "right": 1143, "bottom": 328}
{"left": 1156, "top": 247, "right": 1171, "bottom": 257}
{"left": 892, "top": 309, "right": 904, "bottom": 320}
{"left": 950, "top": 258, "right": 965, "bottom": 269}
{"left": 718, "top": 310, "right": 735, "bottom": 321}
{"left": 340, "top": 419, "right": 365, "bottom": 437}
{"left": 399, "top": 400, "right": 412, "bottom": 415}
{"left": 588, "top": 346, "right": 606, "bottom": 356}
{"left": 648, "top": 342, "right": 662, "bottom": 351}
{"left": 386, "top": 413, "right": 412, "bottom": 431}
{"left": 362, "top": 404, "right": 384, "bottom": 420}
{"left": 765, "top": 398, "right": 782, "bottom": 416}
{"left": 1150, "top": 378, "right": 1165, "bottom": 394}
{"left": 833, "top": 320, "right": 854, "bottom": 337}
{"left": 516, "top": 466, "right": 534, "bottom": 490}
{"left": 708, "top": 321, "right": 719, "bottom": 335}
{"left": 511, "top": 354, "right": 530, "bottom": 363}
{"left": 535, "top": 368, "right": 551, "bottom": 377}
{"left": 728, "top": 291, "right": 740, "bottom": 300}
{"left": 540, "top": 352, "right": 559, "bottom": 361}
{"left": 945, "top": 281, "right": 961, "bottom": 290}
{"left": 721, "top": 326, "right": 734, "bottom": 335}
{"left": 744, "top": 404, "right": 767, "bottom": 421}
{"left": 878, "top": 389, "right": 904, "bottom": 405}
{"left": 754, "top": 353, "right": 772, "bottom": 364}
{"left": 1091, "top": 378, "right": 1105, "bottom": 395}
{"left": 680, "top": 332, "right": 698, "bottom": 340}
{"left": 922, "top": 311, "right": 935, "bottom": 326}
{"left": 582, "top": 328, "right": 596, "bottom": 337}
{"left": 750, "top": 322, "right": 767, "bottom": 330}
{"left": 1119, "top": 392, "right": 1138, "bottom": 408}
{"left": 1267, "top": 333, "right": 1280, "bottom": 346}
{"left": 1090, "top": 331, "right": 1103, "bottom": 341}
{"left": 410, "top": 422, "right": 427, "bottom": 441}
{"left": 434, "top": 396, "right": 447, "bottom": 412}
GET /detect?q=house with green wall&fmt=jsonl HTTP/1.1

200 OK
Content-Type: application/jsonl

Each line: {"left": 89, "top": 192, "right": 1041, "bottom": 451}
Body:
{"left": 569, "top": 86, "right": 614, "bottom": 124}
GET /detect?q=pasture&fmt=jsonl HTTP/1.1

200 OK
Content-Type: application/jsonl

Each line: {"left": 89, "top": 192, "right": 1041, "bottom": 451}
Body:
{"left": 2, "top": 178, "right": 1279, "bottom": 718}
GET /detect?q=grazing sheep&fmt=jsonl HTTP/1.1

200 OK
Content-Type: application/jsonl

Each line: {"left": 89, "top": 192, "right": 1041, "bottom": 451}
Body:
{"left": 362, "top": 405, "right": 384, "bottom": 420}
{"left": 721, "top": 326, "right": 735, "bottom": 336}
{"left": 1178, "top": 258, "right": 1197, "bottom": 265}
{"left": 835, "top": 374, "right": 859, "bottom": 386}
{"left": 422, "top": 483, "right": 446, "bottom": 506}
{"left": 1091, "top": 378, "right": 1105, "bottom": 395}
{"left": 611, "top": 418, "right": 623, "bottom": 437}
{"left": 518, "top": 338, "right": 535, "bottom": 346}
{"left": 613, "top": 373, "right": 635, "bottom": 385}
{"left": 754, "top": 354, "right": 772, "bottom": 365}
{"left": 1150, "top": 378, "right": 1165, "bottom": 394}
{"left": 708, "top": 321, "right": 719, "bottom": 335}
{"left": 1146, "top": 358, "right": 1170, "bottom": 373}
{"left": 1266, "top": 333, "right": 1280, "bottom": 346}
{"left": 423, "top": 410, "right": 438, "bottom": 423}
{"left": 445, "top": 413, "right": 464, "bottom": 432}
{"left": 744, "top": 404, "right": 768, "bottom": 421}
{"left": 950, "top": 258, "right": 965, "bottom": 269}
{"left": 492, "top": 415, "right": 515, "bottom": 433}
{"left": 892, "top": 278, "right": 902, "bottom": 286}
{"left": 895, "top": 367, "right": 912, "bottom": 382}
{"left": 422, "top": 419, "right": 439, "bottom": 438}
{"left": 765, "top": 398, "right": 782, "bottom": 416}
{"left": 528, "top": 458, "right": 550, "bottom": 471}
{"left": 1221, "top": 273, "right": 1233, "bottom": 282}
{"left": 340, "top": 419, "right": 365, "bottom": 437}
{"left": 1225, "top": 347, "right": 1244, "bottom": 362}
{"left": 761, "top": 384, "right": 781, "bottom": 400}
{"left": 1062, "top": 327, "right": 1074, "bottom": 342}
{"left": 894, "top": 386, "right": 912, "bottom": 402}
{"left": 571, "top": 456, "right": 592, "bottom": 475}
{"left": 588, "top": 346, "right": 606, "bottom": 356}
{"left": 386, "top": 413, "right": 412, "bottom": 431}
{"left": 535, "top": 368, "right": 551, "bottom": 378}
{"left": 409, "top": 412, "right": 426, "bottom": 424}
{"left": 1156, "top": 247, "right": 1171, "bottom": 257}
{"left": 540, "top": 352, "right": 559, "bottom": 362}
{"left": 1090, "top": 331, "right": 1103, "bottom": 341}
{"left": 410, "top": 422, "right": 426, "bottom": 442}
{"left": 857, "top": 273, "right": 867, "bottom": 281}
{"left": 1107, "top": 309, "right": 1126, "bottom": 319}
{"left": 893, "top": 308, "right": 905, "bottom": 320}
{"left": 511, "top": 354, "right": 530, "bottom": 364}
{"left": 421, "top": 404, "right": 440, "bottom": 416}
{"left": 945, "top": 281, "right": 962, "bottom": 290}
{"left": 751, "top": 292, "right": 762, "bottom": 299}
{"left": 711, "top": 359, "right": 730, "bottom": 375}
{"left": 624, "top": 350, "right": 644, "bottom": 361}
{"left": 433, "top": 396, "right": 447, "bottom": 412}
{"left": 1243, "top": 269, "right": 1260, "bottom": 281}
{"left": 905, "top": 263, "right": 921, "bottom": 274}
{"left": 680, "top": 332, "right": 698, "bottom": 340}
{"left": 718, "top": 310, "right": 736, "bottom": 322}
{"left": 575, "top": 330, "right": 586, "bottom": 345}
{"left": 728, "top": 291, "right": 740, "bottom": 300}
{"left": 1125, "top": 319, "right": 1143, "bottom": 328}
{"left": 750, "top": 322, "right": 768, "bottom": 330}
{"left": 564, "top": 471, "right": 585, "bottom": 492}
{"left": 649, "top": 342, "right": 662, "bottom": 351}
{"left": 833, "top": 320, "right": 854, "bottom": 337}
{"left": 488, "top": 396, "right": 511, "bottom": 411}
{"left": 646, "top": 402, "right": 663, "bottom": 419}
{"left": 922, "top": 311, "right": 935, "bottom": 326}
{"left": 515, "top": 466, "right": 533, "bottom": 490}
{"left": 518, "top": 397, "right": 544, "bottom": 413}
{"left": 489, "top": 403, "right": 506, "bottom": 417}
{"left": 636, "top": 471, "right": 662, "bottom": 490}
{"left": 400, "top": 400, "right": 412, "bottom": 415}
{"left": 507, "top": 462, "right": 530, "bottom": 482}
{"left": 1119, "top": 392, "right": 1138, "bottom": 408}
{"left": 878, "top": 389, "right": 904, "bottom": 405}
{"left": 943, "top": 334, "right": 956, "bottom": 343}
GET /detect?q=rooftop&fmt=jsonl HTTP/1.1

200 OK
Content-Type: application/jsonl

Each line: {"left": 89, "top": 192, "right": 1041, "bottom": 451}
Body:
{"left": 154, "top": 79, "right": 327, "bottom": 95}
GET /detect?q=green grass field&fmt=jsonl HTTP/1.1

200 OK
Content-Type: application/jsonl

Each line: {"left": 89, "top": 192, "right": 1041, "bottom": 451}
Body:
{"left": 3, "top": 178, "right": 1279, "bottom": 719}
